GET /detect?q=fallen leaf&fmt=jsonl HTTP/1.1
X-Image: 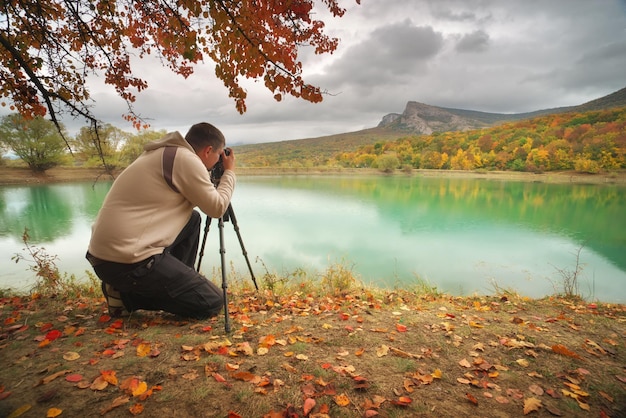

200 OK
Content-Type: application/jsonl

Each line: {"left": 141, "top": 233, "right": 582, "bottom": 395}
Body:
{"left": 101, "top": 370, "right": 118, "bottom": 385}
{"left": 46, "top": 408, "right": 62, "bottom": 417}
{"left": 529, "top": 384, "right": 544, "bottom": 396}
{"left": 90, "top": 376, "right": 108, "bottom": 391}
{"left": 303, "top": 397, "right": 316, "bottom": 415}
{"left": 129, "top": 403, "right": 144, "bottom": 416}
{"left": 63, "top": 352, "right": 80, "bottom": 361}
{"left": 376, "top": 345, "right": 389, "bottom": 357}
{"left": 99, "top": 396, "right": 129, "bottom": 415}
{"left": 551, "top": 344, "right": 582, "bottom": 360}
{"left": 395, "top": 323, "right": 407, "bottom": 332}
{"left": 466, "top": 393, "right": 478, "bottom": 405}
{"left": 459, "top": 358, "right": 471, "bottom": 368}
{"left": 335, "top": 393, "right": 351, "bottom": 407}
{"left": 524, "top": 397, "right": 542, "bottom": 414}
{"left": 136, "top": 342, "right": 151, "bottom": 357}
{"left": 7, "top": 404, "right": 31, "bottom": 417}
{"left": 65, "top": 374, "right": 83, "bottom": 383}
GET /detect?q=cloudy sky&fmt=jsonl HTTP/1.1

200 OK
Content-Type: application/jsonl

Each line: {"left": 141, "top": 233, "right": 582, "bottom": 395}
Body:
{"left": 27, "top": 0, "right": 626, "bottom": 144}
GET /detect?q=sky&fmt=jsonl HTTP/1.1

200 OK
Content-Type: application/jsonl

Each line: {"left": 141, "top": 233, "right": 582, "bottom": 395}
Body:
{"left": 9, "top": 0, "right": 626, "bottom": 145}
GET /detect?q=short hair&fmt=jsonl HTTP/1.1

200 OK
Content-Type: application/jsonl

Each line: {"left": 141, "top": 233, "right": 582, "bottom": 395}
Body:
{"left": 184, "top": 122, "right": 225, "bottom": 153}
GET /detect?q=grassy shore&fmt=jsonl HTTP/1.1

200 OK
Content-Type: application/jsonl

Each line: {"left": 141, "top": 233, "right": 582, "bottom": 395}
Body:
{"left": 1, "top": 165, "right": 626, "bottom": 186}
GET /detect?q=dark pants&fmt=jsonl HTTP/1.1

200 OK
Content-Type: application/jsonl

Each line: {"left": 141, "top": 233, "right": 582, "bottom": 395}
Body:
{"left": 90, "top": 211, "right": 223, "bottom": 319}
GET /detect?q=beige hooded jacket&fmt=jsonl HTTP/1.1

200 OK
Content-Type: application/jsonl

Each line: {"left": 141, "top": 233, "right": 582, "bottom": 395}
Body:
{"left": 88, "top": 131, "right": 235, "bottom": 263}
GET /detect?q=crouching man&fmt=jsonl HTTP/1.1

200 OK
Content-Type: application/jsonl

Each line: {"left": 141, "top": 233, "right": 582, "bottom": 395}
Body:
{"left": 86, "top": 122, "right": 235, "bottom": 319}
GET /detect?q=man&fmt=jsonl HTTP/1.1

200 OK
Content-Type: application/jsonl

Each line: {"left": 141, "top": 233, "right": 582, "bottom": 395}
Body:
{"left": 86, "top": 122, "right": 235, "bottom": 319}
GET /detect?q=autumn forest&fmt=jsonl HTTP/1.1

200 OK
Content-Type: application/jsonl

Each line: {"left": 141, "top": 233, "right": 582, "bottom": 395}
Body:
{"left": 239, "top": 107, "right": 626, "bottom": 174}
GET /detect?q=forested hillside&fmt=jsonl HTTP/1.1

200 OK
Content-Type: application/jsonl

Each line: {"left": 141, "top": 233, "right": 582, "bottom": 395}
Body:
{"left": 237, "top": 107, "right": 626, "bottom": 173}
{"left": 235, "top": 87, "right": 626, "bottom": 172}
{"left": 335, "top": 107, "right": 626, "bottom": 173}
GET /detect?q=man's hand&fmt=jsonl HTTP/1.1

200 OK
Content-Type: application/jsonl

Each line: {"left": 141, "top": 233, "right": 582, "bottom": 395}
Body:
{"left": 222, "top": 148, "right": 235, "bottom": 171}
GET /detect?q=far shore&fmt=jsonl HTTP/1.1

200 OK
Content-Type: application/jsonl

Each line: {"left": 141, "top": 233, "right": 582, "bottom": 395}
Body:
{"left": 1, "top": 165, "right": 625, "bottom": 186}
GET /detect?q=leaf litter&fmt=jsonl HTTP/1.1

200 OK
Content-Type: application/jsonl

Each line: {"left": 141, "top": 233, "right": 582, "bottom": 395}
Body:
{"left": 0, "top": 289, "right": 625, "bottom": 417}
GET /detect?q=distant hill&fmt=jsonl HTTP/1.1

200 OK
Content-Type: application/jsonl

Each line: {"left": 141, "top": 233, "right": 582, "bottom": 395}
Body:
{"left": 234, "top": 86, "right": 626, "bottom": 167}
{"left": 377, "top": 86, "right": 626, "bottom": 134}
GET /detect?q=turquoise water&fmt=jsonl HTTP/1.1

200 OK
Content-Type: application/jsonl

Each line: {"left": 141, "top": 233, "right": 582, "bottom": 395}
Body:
{"left": 1, "top": 175, "right": 625, "bottom": 302}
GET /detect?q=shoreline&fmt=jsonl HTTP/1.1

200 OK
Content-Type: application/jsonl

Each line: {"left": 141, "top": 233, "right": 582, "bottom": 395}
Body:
{"left": 1, "top": 166, "right": 625, "bottom": 186}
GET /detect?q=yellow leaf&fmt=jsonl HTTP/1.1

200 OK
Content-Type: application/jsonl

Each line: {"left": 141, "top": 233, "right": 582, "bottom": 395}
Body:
{"left": 8, "top": 404, "right": 32, "bottom": 418}
{"left": 376, "top": 345, "right": 389, "bottom": 357}
{"left": 132, "top": 381, "right": 147, "bottom": 397}
{"left": 469, "top": 321, "right": 484, "bottom": 328}
{"left": 257, "top": 347, "right": 269, "bottom": 356}
{"left": 516, "top": 358, "right": 530, "bottom": 368}
{"left": 523, "top": 397, "right": 542, "bottom": 415}
{"left": 46, "top": 408, "right": 63, "bottom": 417}
{"left": 63, "top": 351, "right": 80, "bottom": 361}
{"left": 432, "top": 369, "right": 442, "bottom": 379}
{"left": 136, "top": 342, "right": 151, "bottom": 357}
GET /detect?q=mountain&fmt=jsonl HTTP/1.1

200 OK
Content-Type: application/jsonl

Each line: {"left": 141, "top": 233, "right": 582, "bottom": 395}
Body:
{"left": 377, "top": 86, "right": 626, "bottom": 135}
{"left": 234, "top": 86, "right": 626, "bottom": 167}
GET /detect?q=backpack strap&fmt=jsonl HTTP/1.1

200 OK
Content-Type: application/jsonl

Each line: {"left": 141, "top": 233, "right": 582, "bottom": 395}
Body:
{"left": 162, "top": 146, "right": 180, "bottom": 193}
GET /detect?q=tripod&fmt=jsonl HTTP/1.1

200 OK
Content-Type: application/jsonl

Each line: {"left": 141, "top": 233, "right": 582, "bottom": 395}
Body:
{"left": 196, "top": 203, "right": 258, "bottom": 333}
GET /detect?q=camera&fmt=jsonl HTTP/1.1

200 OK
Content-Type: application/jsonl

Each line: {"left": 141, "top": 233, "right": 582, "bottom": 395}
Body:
{"left": 210, "top": 147, "right": 231, "bottom": 184}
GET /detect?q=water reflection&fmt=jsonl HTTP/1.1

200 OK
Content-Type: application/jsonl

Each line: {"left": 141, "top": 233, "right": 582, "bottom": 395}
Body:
{"left": 0, "top": 176, "right": 624, "bottom": 303}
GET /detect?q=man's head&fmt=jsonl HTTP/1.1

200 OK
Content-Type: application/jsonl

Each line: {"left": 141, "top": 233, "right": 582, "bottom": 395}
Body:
{"left": 185, "top": 122, "right": 225, "bottom": 169}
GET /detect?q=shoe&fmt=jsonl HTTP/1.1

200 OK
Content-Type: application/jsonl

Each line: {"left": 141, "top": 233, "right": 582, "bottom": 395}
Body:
{"left": 101, "top": 282, "right": 130, "bottom": 317}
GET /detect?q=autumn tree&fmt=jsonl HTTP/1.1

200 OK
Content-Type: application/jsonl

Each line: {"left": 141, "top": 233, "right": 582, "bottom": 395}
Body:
{"left": 0, "top": 114, "right": 68, "bottom": 172}
{"left": 0, "top": 0, "right": 359, "bottom": 137}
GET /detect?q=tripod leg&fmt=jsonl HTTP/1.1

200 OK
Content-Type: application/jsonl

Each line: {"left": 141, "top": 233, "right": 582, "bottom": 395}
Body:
{"left": 196, "top": 216, "right": 213, "bottom": 272}
{"left": 226, "top": 204, "right": 258, "bottom": 290}
{"left": 218, "top": 216, "right": 231, "bottom": 333}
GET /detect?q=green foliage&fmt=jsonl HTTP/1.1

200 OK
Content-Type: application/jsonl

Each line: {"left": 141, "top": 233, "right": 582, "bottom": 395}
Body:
{"left": 0, "top": 114, "right": 68, "bottom": 172}
{"left": 375, "top": 154, "right": 400, "bottom": 173}
{"left": 72, "top": 124, "right": 127, "bottom": 170}
{"left": 119, "top": 129, "right": 166, "bottom": 165}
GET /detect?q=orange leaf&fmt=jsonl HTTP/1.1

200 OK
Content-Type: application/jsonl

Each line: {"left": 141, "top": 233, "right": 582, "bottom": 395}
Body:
{"left": 212, "top": 372, "right": 227, "bottom": 383}
{"left": 551, "top": 344, "right": 582, "bottom": 359}
{"left": 391, "top": 396, "right": 412, "bottom": 406}
{"left": 129, "top": 403, "right": 144, "bottom": 416}
{"left": 47, "top": 408, "right": 63, "bottom": 417}
{"left": 334, "top": 393, "right": 351, "bottom": 407}
{"left": 466, "top": 393, "right": 478, "bottom": 405}
{"left": 395, "top": 323, "right": 407, "bottom": 332}
{"left": 101, "top": 370, "right": 118, "bottom": 385}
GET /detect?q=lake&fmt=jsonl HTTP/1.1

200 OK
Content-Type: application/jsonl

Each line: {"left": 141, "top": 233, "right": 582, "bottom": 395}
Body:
{"left": 1, "top": 174, "right": 625, "bottom": 303}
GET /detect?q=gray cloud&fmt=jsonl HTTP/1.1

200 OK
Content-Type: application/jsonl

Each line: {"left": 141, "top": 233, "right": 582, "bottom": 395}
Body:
{"left": 2, "top": 0, "right": 625, "bottom": 143}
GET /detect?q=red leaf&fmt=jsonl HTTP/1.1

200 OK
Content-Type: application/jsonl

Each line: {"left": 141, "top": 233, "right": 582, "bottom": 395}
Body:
{"left": 466, "top": 393, "right": 478, "bottom": 405}
{"left": 396, "top": 323, "right": 407, "bottom": 332}
{"left": 45, "top": 330, "right": 62, "bottom": 341}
